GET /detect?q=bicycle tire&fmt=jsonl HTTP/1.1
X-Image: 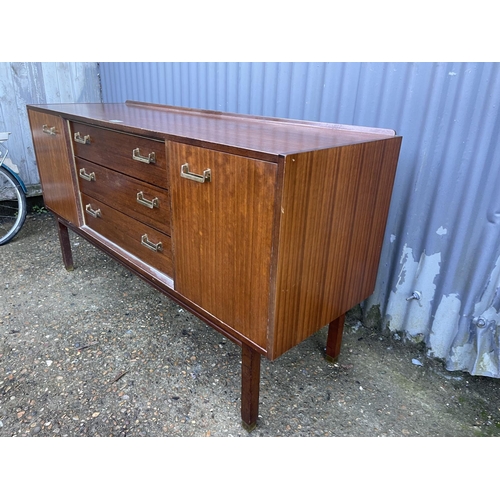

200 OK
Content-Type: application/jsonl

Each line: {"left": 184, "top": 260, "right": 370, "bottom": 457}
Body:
{"left": 0, "top": 165, "right": 27, "bottom": 245}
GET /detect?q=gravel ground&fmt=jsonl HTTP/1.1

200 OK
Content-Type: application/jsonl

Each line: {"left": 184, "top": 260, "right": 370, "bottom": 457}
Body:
{"left": 1, "top": 211, "right": 500, "bottom": 438}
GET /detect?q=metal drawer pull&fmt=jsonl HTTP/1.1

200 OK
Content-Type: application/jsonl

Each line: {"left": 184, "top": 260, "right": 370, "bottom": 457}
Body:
{"left": 85, "top": 204, "right": 101, "bottom": 218}
{"left": 74, "top": 132, "right": 91, "bottom": 144}
{"left": 79, "top": 168, "right": 96, "bottom": 181}
{"left": 141, "top": 234, "right": 162, "bottom": 252}
{"left": 132, "top": 148, "right": 156, "bottom": 164}
{"left": 136, "top": 191, "right": 159, "bottom": 209}
{"left": 180, "top": 163, "right": 211, "bottom": 183}
{"left": 42, "top": 125, "right": 56, "bottom": 136}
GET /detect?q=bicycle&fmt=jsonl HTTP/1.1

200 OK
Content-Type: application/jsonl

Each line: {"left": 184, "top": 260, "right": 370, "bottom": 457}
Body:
{"left": 0, "top": 132, "right": 27, "bottom": 245}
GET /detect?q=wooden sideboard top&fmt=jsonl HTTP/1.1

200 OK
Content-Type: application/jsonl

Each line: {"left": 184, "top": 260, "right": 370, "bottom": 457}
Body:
{"left": 28, "top": 101, "right": 397, "bottom": 159}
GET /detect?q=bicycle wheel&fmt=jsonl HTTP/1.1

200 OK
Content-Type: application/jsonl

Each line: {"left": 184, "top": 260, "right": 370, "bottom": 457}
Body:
{"left": 0, "top": 165, "right": 27, "bottom": 245}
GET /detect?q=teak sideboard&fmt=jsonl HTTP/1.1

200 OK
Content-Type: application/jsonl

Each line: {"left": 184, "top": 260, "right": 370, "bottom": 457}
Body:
{"left": 27, "top": 101, "right": 402, "bottom": 430}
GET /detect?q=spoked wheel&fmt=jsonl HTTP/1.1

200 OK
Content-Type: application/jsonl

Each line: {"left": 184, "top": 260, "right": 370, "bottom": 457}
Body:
{"left": 0, "top": 166, "right": 27, "bottom": 245}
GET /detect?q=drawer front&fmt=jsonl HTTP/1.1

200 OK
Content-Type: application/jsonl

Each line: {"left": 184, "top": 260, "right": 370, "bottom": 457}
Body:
{"left": 77, "top": 158, "right": 171, "bottom": 235}
{"left": 70, "top": 122, "right": 168, "bottom": 189}
{"left": 81, "top": 193, "right": 173, "bottom": 276}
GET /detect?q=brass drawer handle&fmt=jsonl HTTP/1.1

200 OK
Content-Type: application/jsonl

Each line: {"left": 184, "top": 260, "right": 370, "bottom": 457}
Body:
{"left": 85, "top": 204, "right": 101, "bottom": 218}
{"left": 141, "top": 234, "right": 162, "bottom": 252}
{"left": 136, "top": 191, "right": 159, "bottom": 209}
{"left": 180, "top": 163, "right": 211, "bottom": 183}
{"left": 74, "top": 132, "right": 91, "bottom": 144}
{"left": 42, "top": 124, "right": 56, "bottom": 136}
{"left": 79, "top": 168, "right": 96, "bottom": 181}
{"left": 132, "top": 148, "right": 156, "bottom": 164}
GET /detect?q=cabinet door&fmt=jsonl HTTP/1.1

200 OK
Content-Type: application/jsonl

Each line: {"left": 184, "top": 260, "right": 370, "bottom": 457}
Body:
{"left": 28, "top": 109, "right": 80, "bottom": 225}
{"left": 169, "top": 142, "right": 277, "bottom": 349}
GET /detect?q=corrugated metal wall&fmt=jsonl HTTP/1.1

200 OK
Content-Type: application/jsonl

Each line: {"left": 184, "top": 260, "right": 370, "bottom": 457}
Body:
{"left": 0, "top": 62, "right": 102, "bottom": 194}
{"left": 31, "top": 61, "right": 494, "bottom": 379}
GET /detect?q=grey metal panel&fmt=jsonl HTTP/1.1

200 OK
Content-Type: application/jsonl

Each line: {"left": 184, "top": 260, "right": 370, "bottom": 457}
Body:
{"left": 0, "top": 62, "right": 102, "bottom": 191}
{"left": 99, "top": 62, "right": 500, "bottom": 378}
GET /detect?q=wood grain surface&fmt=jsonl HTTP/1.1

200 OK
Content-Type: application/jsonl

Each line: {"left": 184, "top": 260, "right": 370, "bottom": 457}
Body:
{"left": 76, "top": 158, "right": 171, "bottom": 236}
{"left": 271, "top": 138, "right": 402, "bottom": 358}
{"left": 31, "top": 102, "right": 396, "bottom": 160}
{"left": 169, "top": 141, "right": 277, "bottom": 349}
{"left": 70, "top": 121, "right": 168, "bottom": 189}
{"left": 28, "top": 109, "right": 80, "bottom": 225}
{"left": 81, "top": 193, "right": 173, "bottom": 277}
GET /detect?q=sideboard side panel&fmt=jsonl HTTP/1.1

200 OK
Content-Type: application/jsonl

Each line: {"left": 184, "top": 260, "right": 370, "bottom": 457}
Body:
{"left": 271, "top": 137, "right": 402, "bottom": 358}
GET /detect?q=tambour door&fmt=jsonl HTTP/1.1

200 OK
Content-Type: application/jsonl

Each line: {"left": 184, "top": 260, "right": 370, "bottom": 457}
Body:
{"left": 28, "top": 109, "right": 80, "bottom": 225}
{"left": 169, "top": 142, "right": 278, "bottom": 349}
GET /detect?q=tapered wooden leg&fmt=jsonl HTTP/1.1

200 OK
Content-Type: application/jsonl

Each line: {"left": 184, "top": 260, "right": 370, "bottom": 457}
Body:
{"left": 56, "top": 220, "right": 74, "bottom": 271}
{"left": 326, "top": 313, "right": 346, "bottom": 363}
{"left": 241, "top": 343, "right": 260, "bottom": 432}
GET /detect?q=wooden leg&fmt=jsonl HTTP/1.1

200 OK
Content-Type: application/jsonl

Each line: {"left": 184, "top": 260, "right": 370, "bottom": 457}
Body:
{"left": 241, "top": 343, "right": 260, "bottom": 432}
{"left": 56, "top": 220, "right": 74, "bottom": 271}
{"left": 326, "top": 313, "right": 346, "bottom": 363}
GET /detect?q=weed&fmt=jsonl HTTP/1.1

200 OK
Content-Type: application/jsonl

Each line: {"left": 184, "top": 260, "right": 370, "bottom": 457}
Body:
{"left": 31, "top": 205, "right": 48, "bottom": 214}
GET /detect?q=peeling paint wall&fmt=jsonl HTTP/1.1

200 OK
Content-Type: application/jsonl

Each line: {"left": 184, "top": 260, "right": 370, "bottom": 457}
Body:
{"left": 363, "top": 63, "right": 500, "bottom": 378}
{"left": 0, "top": 62, "right": 102, "bottom": 194}
{"left": 78, "top": 63, "right": 500, "bottom": 377}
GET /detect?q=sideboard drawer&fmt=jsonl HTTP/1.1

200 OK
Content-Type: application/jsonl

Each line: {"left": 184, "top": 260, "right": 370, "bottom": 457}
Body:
{"left": 76, "top": 158, "right": 171, "bottom": 236}
{"left": 81, "top": 193, "right": 173, "bottom": 276}
{"left": 70, "top": 122, "right": 168, "bottom": 189}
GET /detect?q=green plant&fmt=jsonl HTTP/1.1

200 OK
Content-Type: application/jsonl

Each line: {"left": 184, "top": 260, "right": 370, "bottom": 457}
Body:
{"left": 31, "top": 204, "right": 48, "bottom": 214}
